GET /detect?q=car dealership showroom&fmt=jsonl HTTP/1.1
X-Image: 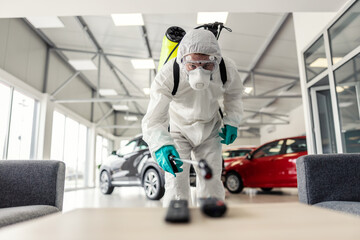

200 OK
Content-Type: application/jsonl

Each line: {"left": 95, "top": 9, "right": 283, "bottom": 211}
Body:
{"left": 0, "top": 0, "right": 360, "bottom": 239}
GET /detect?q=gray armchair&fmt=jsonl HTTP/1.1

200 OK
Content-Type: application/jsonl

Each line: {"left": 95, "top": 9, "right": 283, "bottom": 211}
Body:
{"left": 0, "top": 160, "right": 66, "bottom": 228}
{"left": 296, "top": 154, "right": 360, "bottom": 216}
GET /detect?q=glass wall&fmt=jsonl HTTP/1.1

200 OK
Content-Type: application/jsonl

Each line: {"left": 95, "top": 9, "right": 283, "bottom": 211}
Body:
{"left": 329, "top": 0, "right": 360, "bottom": 62}
{"left": 7, "top": 90, "right": 39, "bottom": 159}
{"left": 303, "top": 0, "right": 360, "bottom": 154}
{"left": 304, "top": 36, "right": 327, "bottom": 82}
{"left": 0, "top": 83, "right": 11, "bottom": 160}
{"left": 0, "top": 83, "right": 39, "bottom": 160}
{"left": 95, "top": 135, "right": 114, "bottom": 186}
{"left": 51, "top": 111, "right": 89, "bottom": 190}
{"left": 334, "top": 54, "right": 360, "bottom": 153}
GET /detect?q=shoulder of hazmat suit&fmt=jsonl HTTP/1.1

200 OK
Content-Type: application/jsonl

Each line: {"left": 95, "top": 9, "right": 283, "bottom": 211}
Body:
{"left": 141, "top": 59, "right": 176, "bottom": 154}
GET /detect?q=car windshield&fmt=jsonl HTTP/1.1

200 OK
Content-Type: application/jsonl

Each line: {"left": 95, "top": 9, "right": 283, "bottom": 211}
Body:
{"left": 223, "top": 149, "right": 252, "bottom": 159}
{"left": 117, "top": 140, "right": 137, "bottom": 156}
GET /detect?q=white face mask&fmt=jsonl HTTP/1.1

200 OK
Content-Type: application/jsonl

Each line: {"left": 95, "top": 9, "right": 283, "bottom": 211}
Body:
{"left": 187, "top": 68, "right": 212, "bottom": 91}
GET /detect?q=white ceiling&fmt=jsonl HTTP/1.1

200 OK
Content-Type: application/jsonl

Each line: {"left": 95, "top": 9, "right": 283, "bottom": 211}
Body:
{"left": 0, "top": 0, "right": 350, "bottom": 17}
{"left": 34, "top": 13, "right": 304, "bottom": 136}
{"left": 3, "top": 0, "right": 351, "bottom": 137}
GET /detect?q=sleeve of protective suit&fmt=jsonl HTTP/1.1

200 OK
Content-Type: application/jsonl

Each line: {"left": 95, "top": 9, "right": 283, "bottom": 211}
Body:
{"left": 222, "top": 57, "right": 244, "bottom": 127}
{"left": 141, "top": 64, "right": 175, "bottom": 154}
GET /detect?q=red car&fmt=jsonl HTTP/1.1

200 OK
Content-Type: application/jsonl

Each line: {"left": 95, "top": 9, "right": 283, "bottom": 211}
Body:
{"left": 223, "top": 136, "right": 307, "bottom": 193}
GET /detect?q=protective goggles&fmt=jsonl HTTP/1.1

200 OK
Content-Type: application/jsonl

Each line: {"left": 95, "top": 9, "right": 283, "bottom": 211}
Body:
{"left": 182, "top": 55, "right": 218, "bottom": 73}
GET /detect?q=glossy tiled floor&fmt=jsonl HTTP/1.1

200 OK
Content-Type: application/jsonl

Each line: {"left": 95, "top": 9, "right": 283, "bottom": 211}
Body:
{"left": 63, "top": 187, "right": 299, "bottom": 212}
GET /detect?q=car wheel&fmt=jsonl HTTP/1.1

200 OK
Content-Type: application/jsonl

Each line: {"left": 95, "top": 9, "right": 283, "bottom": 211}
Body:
{"left": 261, "top": 188, "right": 273, "bottom": 192}
{"left": 225, "top": 172, "right": 244, "bottom": 194}
{"left": 100, "top": 170, "right": 114, "bottom": 194}
{"left": 143, "top": 168, "right": 164, "bottom": 200}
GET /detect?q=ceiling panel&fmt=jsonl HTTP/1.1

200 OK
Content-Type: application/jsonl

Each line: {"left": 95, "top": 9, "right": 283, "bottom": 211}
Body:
{"left": 28, "top": 12, "right": 304, "bottom": 137}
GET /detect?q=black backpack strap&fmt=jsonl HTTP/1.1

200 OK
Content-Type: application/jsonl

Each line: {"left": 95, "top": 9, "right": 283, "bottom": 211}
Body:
{"left": 219, "top": 58, "right": 227, "bottom": 85}
{"left": 172, "top": 61, "right": 180, "bottom": 96}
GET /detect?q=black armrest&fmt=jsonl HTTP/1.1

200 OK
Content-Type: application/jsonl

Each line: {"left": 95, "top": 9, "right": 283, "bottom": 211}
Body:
{"left": 296, "top": 154, "right": 360, "bottom": 205}
{"left": 0, "top": 160, "right": 66, "bottom": 210}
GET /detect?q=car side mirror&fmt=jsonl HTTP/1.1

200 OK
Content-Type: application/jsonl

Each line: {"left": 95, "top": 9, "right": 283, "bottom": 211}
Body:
{"left": 246, "top": 153, "right": 252, "bottom": 160}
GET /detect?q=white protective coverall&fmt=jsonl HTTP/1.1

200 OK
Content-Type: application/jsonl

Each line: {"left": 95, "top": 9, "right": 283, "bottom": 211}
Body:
{"left": 142, "top": 29, "right": 243, "bottom": 206}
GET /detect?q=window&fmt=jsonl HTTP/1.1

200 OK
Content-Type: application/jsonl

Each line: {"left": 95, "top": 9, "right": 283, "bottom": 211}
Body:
{"left": 304, "top": 36, "right": 327, "bottom": 82}
{"left": 50, "top": 111, "right": 88, "bottom": 189}
{"left": 222, "top": 149, "right": 252, "bottom": 159}
{"left": 96, "top": 135, "right": 114, "bottom": 167}
{"left": 253, "top": 140, "right": 284, "bottom": 159}
{"left": 0, "top": 88, "right": 39, "bottom": 160}
{"left": 334, "top": 54, "right": 360, "bottom": 153}
{"left": 117, "top": 140, "right": 137, "bottom": 156}
{"left": 285, "top": 139, "right": 307, "bottom": 153}
{"left": 137, "top": 138, "right": 148, "bottom": 150}
{"left": 329, "top": 0, "right": 360, "bottom": 63}
{"left": 0, "top": 83, "right": 11, "bottom": 160}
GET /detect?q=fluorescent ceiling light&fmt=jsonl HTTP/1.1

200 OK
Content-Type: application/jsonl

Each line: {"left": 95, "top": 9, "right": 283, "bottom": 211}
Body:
{"left": 244, "top": 87, "right": 253, "bottom": 94}
{"left": 99, "top": 89, "right": 118, "bottom": 96}
{"left": 309, "top": 58, "right": 327, "bottom": 68}
{"left": 239, "top": 126, "right": 250, "bottom": 130}
{"left": 246, "top": 118, "right": 261, "bottom": 124}
{"left": 143, "top": 88, "right": 151, "bottom": 95}
{"left": 310, "top": 57, "right": 343, "bottom": 68}
{"left": 339, "top": 102, "right": 354, "bottom": 108}
{"left": 336, "top": 86, "right": 344, "bottom": 93}
{"left": 26, "top": 16, "right": 64, "bottom": 28}
{"left": 332, "top": 57, "right": 343, "bottom": 65}
{"left": 113, "top": 104, "right": 129, "bottom": 111}
{"left": 124, "top": 116, "right": 138, "bottom": 121}
{"left": 131, "top": 59, "right": 155, "bottom": 69}
{"left": 197, "top": 12, "right": 228, "bottom": 24}
{"left": 68, "top": 60, "right": 97, "bottom": 70}
{"left": 111, "top": 13, "right": 144, "bottom": 26}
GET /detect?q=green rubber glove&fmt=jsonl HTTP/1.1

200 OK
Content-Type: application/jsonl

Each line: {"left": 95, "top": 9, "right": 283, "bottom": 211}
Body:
{"left": 155, "top": 145, "right": 183, "bottom": 177}
{"left": 219, "top": 125, "right": 238, "bottom": 145}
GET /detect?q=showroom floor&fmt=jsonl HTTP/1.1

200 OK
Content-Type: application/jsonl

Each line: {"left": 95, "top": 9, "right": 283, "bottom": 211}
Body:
{"left": 63, "top": 187, "right": 299, "bottom": 212}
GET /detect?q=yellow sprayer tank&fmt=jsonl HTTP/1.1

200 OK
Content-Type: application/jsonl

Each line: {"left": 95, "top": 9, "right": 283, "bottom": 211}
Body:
{"left": 158, "top": 26, "right": 186, "bottom": 71}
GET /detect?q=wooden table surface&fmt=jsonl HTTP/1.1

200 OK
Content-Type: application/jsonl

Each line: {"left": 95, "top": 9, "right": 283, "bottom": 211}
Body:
{"left": 0, "top": 202, "right": 359, "bottom": 240}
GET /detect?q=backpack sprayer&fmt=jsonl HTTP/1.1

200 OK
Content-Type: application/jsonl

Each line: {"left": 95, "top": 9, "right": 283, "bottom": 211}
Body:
{"left": 157, "top": 22, "right": 232, "bottom": 71}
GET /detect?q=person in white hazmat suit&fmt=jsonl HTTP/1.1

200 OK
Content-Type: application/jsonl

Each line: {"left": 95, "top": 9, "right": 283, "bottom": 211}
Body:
{"left": 142, "top": 29, "right": 243, "bottom": 207}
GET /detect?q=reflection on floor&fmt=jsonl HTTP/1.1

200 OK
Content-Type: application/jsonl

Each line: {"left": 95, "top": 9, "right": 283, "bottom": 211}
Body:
{"left": 63, "top": 187, "right": 299, "bottom": 212}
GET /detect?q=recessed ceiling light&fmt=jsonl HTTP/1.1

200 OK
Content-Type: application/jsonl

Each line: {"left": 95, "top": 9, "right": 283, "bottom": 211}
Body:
{"left": 309, "top": 57, "right": 343, "bottom": 68}
{"left": 143, "top": 88, "right": 150, "bottom": 95}
{"left": 244, "top": 87, "right": 253, "bottom": 94}
{"left": 26, "top": 16, "right": 64, "bottom": 28}
{"left": 246, "top": 118, "right": 261, "bottom": 124}
{"left": 336, "top": 86, "right": 344, "bottom": 93}
{"left": 339, "top": 102, "right": 354, "bottom": 108}
{"left": 332, "top": 57, "right": 343, "bottom": 65}
{"left": 68, "top": 60, "right": 97, "bottom": 70}
{"left": 113, "top": 104, "right": 129, "bottom": 111}
{"left": 124, "top": 116, "right": 138, "bottom": 121}
{"left": 99, "top": 89, "right": 118, "bottom": 96}
{"left": 131, "top": 59, "right": 155, "bottom": 69}
{"left": 197, "top": 12, "right": 228, "bottom": 24}
{"left": 111, "top": 13, "right": 144, "bottom": 26}
{"left": 309, "top": 58, "right": 327, "bottom": 68}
